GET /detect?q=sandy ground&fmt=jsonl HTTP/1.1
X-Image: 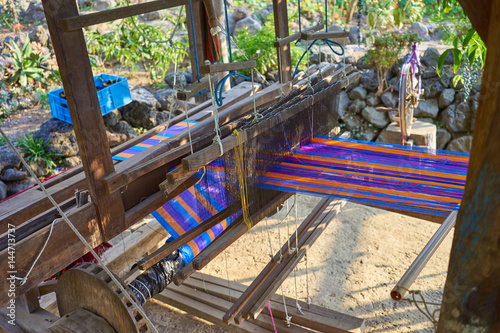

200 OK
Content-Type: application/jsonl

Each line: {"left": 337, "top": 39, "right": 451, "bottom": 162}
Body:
{"left": 143, "top": 194, "right": 452, "bottom": 333}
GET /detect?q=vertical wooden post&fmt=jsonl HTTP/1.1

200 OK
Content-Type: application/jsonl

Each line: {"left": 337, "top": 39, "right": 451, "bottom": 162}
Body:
{"left": 345, "top": 0, "right": 358, "bottom": 24}
{"left": 41, "top": 0, "right": 125, "bottom": 239}
{"left": 186, "top": 0, "right": 209, "bottom": 102}
{"left": 437, "top": 2, "right": 500, "bottom": 332}
{"left": 273, "top": 0, "right": 292, "bottom": 84}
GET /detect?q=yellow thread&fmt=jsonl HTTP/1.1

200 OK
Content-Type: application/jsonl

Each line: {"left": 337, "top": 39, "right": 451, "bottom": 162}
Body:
{"left": 234, "top": 130, "right": 251, "bottom": 230}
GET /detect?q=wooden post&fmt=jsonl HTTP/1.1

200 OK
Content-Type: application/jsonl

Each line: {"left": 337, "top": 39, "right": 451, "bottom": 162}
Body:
{"left": 437, "top": 1, "right": 500, "bottom": 331}
{"left": 345, "top": 0, "right": 358, "bottom": 24}
{"left": 41, "top": 0, "right": 125, "bottom": 239}
{"left": 273, "top": 0, "right": 292, "bottom": 83}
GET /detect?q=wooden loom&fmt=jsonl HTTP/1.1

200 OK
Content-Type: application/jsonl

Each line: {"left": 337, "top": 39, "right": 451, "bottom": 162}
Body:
{"left": 0, "top": 0, "right": 499, "bottom": 332}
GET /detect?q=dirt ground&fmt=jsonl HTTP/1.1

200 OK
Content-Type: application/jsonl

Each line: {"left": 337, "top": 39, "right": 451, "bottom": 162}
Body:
{"left": 143, "top": 194, "right": 451, "bottom": 333}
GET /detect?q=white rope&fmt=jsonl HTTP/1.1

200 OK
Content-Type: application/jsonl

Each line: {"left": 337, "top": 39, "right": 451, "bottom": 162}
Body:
{"left": 286, "top": 200, "right": 291, "bottom": 252}
{"left": 206, "top": 66, "right": 224, "bottom": 156}
{"left": 277, "top": 207, "right": 283, "bottom": 263}
{"left": 281, "top": 285, "right": 292, "bottom": 327}
{"left": 184, "top": 100, "right": 194, "bottom": 154}
{"left": 277, "top": 42, "right": 285, "bottom": 99}
{"left": 294, "top": 194, "right": 298, "bottom": 253}
{"left": 293, "top": 266, "right": 304, "bottom": 315}
{"left": 342, "top": 38, "right": 349, "bottom": 86}
{"left": 0, "top": 128, "right": 160, "bottom": 333}
{"left": 129, "top": 283, "right": 148, "bottom": 304}
{"left": 265, "top": 216, "right": 274, "bottom": 261}
{"left": 135, "top": 279, "right": 153, "bottom": 300}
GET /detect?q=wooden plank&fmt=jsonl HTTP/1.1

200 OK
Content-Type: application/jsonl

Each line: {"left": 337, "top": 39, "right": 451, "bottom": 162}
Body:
{"left": 300, "top": 30, "right": 349, "bottom": 41}
{"left": 61, "top": 0, "right": 198, "bottom": 31}
{"left": 200, "top": 60, "right": 257, "bottom": 74}
{"left": 273, "top": 0, "right": 292, "bottom": 83}
{"left": 38, "top": 281, "right": 57, "bottom": 296}
{"left": 437, "top": 2, "right": 500, "bottom": 331}
{"left": 0, "top": 306, "right": 58, "bottom": 333}
{"left": 49, "top": 308, "right": 116, "bottom": 333}
{"left": 137, "top": 202, "right": 242, "bottom": 270}
{"left": 0, "top": 203, "right": 101, "bottom": 310}
{"left": 202, "top": 0, "right": 219, "bottom": 32}
{"left": 155, "top": 289, "right": 270, "bottom": 333}
{"left": 16, "top": 288, "right": 40, "bottom": 314}
{"left": 186, "top": 0, "right": 206, "bottom": 88}
{"left": 177, "top": 74, "right": 215, "bottom": 101}
{"left": 274, "top": 24, "right": 324, "bottom": 47}
{"left": 457, "top": 0, "right": 491, "bottom": 44}
{"left": 182, "top": 72, "right": 358, "bottom": 173}
{"left": 42, "top": 0, "right": 126, "bottom": 240}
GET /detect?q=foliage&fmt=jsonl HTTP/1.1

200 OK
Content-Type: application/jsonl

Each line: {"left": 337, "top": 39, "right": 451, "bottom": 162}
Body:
{"left": 233, "top": 17, "right": 307, "bottom": 75}
{"left": 437, "top": 28, "right": 485, "bottom": 99}
{"left": 15, "top": 134, "right": 61, "bottom": 171}
{"left": 365, "top": 31, "right": 419, "bottom": 95}
{"left": 85, "top": 18, "right": 188, "bottom": 80}
{"left": 0, "top": 136, "right": 4, "bottom": 146}
{"left": 6, "top": 39, "right": 51, "bottom": 87}
{"left": 35, "top": 90, "right": 50, "bottom": 110}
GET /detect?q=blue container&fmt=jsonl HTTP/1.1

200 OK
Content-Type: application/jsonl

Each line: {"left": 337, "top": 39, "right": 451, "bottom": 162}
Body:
{"left": 48, "top": 74, "right": 132, "bottom": 125}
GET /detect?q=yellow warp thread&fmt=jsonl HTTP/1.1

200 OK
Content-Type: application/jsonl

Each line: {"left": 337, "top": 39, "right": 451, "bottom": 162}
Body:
{"left": 233, "top": 130, "right": 251, "bottom": 230}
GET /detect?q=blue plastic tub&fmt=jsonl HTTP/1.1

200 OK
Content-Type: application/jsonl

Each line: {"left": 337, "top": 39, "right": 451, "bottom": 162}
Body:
{"left": 48, "top": 73, "right": 132, "bottom": 125}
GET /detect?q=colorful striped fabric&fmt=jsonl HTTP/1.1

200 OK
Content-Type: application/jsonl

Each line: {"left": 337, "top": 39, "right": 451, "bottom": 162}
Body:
{"left": 113, "top": 121, "right": 198, "bottom": 161}
{"left": 112, "top": 120, "right": 236, "bottom": 264}
{"left": 257, "top": 136, "right": 469, "bottom": 217}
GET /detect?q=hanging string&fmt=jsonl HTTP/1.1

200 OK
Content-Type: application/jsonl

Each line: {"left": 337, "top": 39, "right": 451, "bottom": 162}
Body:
{"left": 250, "top": 68, "right": 262, "bottom": 122}
{"left": 162, "top": 48, "right": 179, "bottom": 141}
{"left": 286, "top": 200, "right": 291, "bottom": 252}
{"left": 293, "top": 266, "right": 304, "bottom": 314}
{"left": 294, "top": 194, "right": 299, "bottom": 253}
{"left": 281, "top": 285, "right": 292, "bottom": 328}
{"left": 207, "top": 69, "right": 224, "bottom": 155}
{"left": 304, "top": 252, "right": 311, "bottom": 306}
{"left": 233, "top": 130, "right": 251, "bottom": 230}
{"left": 188, "top": 0, "right": 201, "bottom": 82}
{"left": 267, "top": 301, "right": 278, "bottom": 333}
{"left": 403, "top": 290, "right": 440, "bottom": 331}
{"left": 0, "top": 128, "right": 159, "bottom": 333}
{"left": 277, "top": 207, "right": 283, "bottom": 263}
{"left": 265, "top": 216, "right": 274, "bottom": 261}
{"left": 184, "top": 100, "right": 194, "bottom": 154}
{"left": 292, "top": 40, "right": 344, "bottom": 79}
{"left": 277, "top": 43, "right": 285, "bottom": 99}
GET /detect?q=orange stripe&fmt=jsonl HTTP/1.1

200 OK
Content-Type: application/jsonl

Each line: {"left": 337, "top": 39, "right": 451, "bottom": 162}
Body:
{"left": 156, "top": 207, "right": 186, "bottom": 236}
{"left": 187, "top": 240, "right": 200, "bottom": 257}
{"left": 176, "top": 197, "right": 203, "bottom": 224}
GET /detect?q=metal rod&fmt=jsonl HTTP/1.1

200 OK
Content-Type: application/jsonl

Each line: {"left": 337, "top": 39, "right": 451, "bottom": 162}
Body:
{"left": 391, "top": 210, "right": 458, "bottom": 301}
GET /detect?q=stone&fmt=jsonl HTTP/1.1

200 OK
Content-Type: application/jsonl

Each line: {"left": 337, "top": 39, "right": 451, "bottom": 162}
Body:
{"left": 385, "top": 121, "right": 437, "bottom": 149}
{"left": 26, "top": 160, "right": 51, "bottom": 178}
{"left": 380, "top": 91, "right": 397, "bottom": 108}
{"left": 329, "top": 24, "right": 344, "bottom": 32}
{"left": 436, "top": 128, "right": 452, "bottom": 150}
{"left": 356, "top": 56, "right": 372, "bottom": 71}
{"left": 454, "top": 91, "right": 466, "bottom": 103}
{"left": 441, "top": 102, "right": 472, "bottom": 133}
{"left": 422, "top": 67, "right": 438, "bottom": 79}
{"left": 361, "top": 107, "right": 389, "bottom": 129}
{"left": 348, "top": 99, "right": 366, "bottom": 114}
{"left": 103, "top": 109, "right": 122, "bottom": 127}
{"left": 156, "top": 111, "right": 180, "bottom": 125}
{"left": 366, "top": 94, "right": 380, "bottom": 107}
{"left": 92, "top": 0, "right": 116, "bottom": 11}
{"left": 233, "top": 7, "right": 249, "bottom": 21}
{"left": 0, "top": 181, "right": 6, "bottom": 200}
{"left": 112, "top": 121, "right": 138, "bottom": 140}
{"left": 142, "top": 11, "right": 164, "bottom": 21}
{"left": 106, "top": 131, "right": 127, "bottom": 148}
{"left": 154, "top": 88, "right": 178, "bottom": 111}
{"left": 265, "top": 69, "right": 279, "bottom": 82}
{"left": 421, "top": 47, "right": 440, "bottom": 68}
{"left": 342, "top": 113, "right": 364, "bottom": 131}
{"left": 360, "top": 70, "right": 379, "bottom": 92}
{"left": 336, "top": 91, "right": 350, "bottom": 118}
{"left": 349, "top": 26, "right": 362, "bottom": 44}
{"left": 447, "top": 136, "right": 473, "bottom": 153}
{"left": 0, "top": 146, "right": 21, "bottom": 172}
{"left": 417, "top": 118, "right": 435, "bottom": 124}
{"left": 234, "top": 17, "right": 262, "bottom": 36}
{"left": 227, "top": 15, "right": 236, "bottom": 35}
{"left": 7, "top": 178, "right": 36, "bottom": 196}
{"left": 60, "top": 156, "right": 81, "bottom": 169}
{"left": 349, "top": 86, "right": 367, "bottom": 100}
{"left": 439, "top": 88, "right": 455, "bottom": 109}
{"left": 376, "top": 128, "right": 387, "bottom": 143}
{"left": 423, "top": 80, "right": 445, "bottom": 99}
{"left": 28, "top": 26, "right": 50, "bottom": 47}
{"left": 22, "top": 2, "right": 45, "bottom": 23}
{"left": 388, "top": 76, "right": 400, "bottom": 93}
{"left": 358, "top": 127, "right": 379, "bottom": 142}
{"left": 410, "top": 22, "right": 430, "bottom": 40}
{"left": 0, "top": 169, "right": 27, "bottom": 182}
{"left": 164, "top": 73, "right": 189, "bottom": 90}
{"left": 257, "top": 8, "right": 271, "bottom": 23}
{"left": 414, "top": 99, "right": 439, "bottom": 118}
{"left": 120, "top": 88, "right": 159, "bottom": 129}
{"left": 32, "top": 118, "right": 79, "bottom": 157}
{"left": 439, "top": 72, "right": 454, "bottom": 90}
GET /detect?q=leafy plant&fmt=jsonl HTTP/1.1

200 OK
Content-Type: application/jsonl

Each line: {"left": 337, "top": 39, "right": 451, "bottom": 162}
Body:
{"left": 35, "top": 90, "right": 50, "bottom": 110}
{"left": 437, "top": 28, "right": 486, "bottom": 100}
{"left": 233, "top": 16, "right": 307, "bottom": 76}
{"left": 15, "top": 135, "right": 62, "bottom": 171}
{"left": 7, "top": 39, "right": 51, "bottom": 86}
{"left": 365, "top": 31, "right": 419, "bottom": 96}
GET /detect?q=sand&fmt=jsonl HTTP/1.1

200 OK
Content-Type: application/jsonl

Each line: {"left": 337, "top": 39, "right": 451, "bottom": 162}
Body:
{"left": 143, "top": 194, "right": 452, "bottom": 332}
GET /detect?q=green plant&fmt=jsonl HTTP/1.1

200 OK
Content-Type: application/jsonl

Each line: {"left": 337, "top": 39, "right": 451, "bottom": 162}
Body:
{"left": 7, "top": 39, "right": 51, "bottom": 87}
{"left": 0, "top": 136, "right": 5, "bottom": 146}
{"left": 15, "top": 135, "right": 62, "bottom": 171}
{"left": 365, "top": 31, "right": 419, "bottom": 96}
{"left": 233, "top": 16, "right": 307, "bottom": 76}
{"left": 437, "top": 27, "right": 486, "bottom": 100}
{"left": 85, "top": 19, "right": 188, "bottom": 80}
{"left": 35, "top": 90, "right": 50, "bottom": 110}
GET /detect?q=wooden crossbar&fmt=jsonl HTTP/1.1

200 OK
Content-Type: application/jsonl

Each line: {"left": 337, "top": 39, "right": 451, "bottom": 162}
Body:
{"left": 177, "top": 74, "right": 216, "bottom": 101}
{"left": 300, "top": 29, "right": 349, "bottom": 41}
{"left": 200, "top": 60, "right": 257, "bottom": 74}
{"left": 273, "top": 24, "right": 324, "bottom": 47}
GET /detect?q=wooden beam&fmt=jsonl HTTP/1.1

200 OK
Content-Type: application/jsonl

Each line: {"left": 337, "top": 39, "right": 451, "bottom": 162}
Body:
{"left": 273, "top": 0, "right": 292, "bottom": 83}
{"left": 42, "top": 0, "right": 126, "bottom": 240}
{"left": 458, "top": 0, "right": 491, "bottom": 44}
{"left": 300, "top": 30, "right": 349, "bottom": 41}
{"left": 437, "top": 1, "right": 500, "bottom": 331}
{"left": 177, "top": 74, "right": 215, "bottom": 100}
{"left": 274, "top": 24, "right": 324, "bottom": 47}
{"left": 200, "top": 60, "right": 257, "bottom": 74}
{"left": 136, "top": 202, "right": 241, "bottom": 270}
{"left": 61, "top": 0, "right": 198, "bottom": 31}
{"left": 49, "top": 308, "right": 116, "bottom": 333}
{"left": 0, "top": 306, "right": 58, "bottom": 333}
{"left": 186, "top": 0, "right": 207, "bottom": 88}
